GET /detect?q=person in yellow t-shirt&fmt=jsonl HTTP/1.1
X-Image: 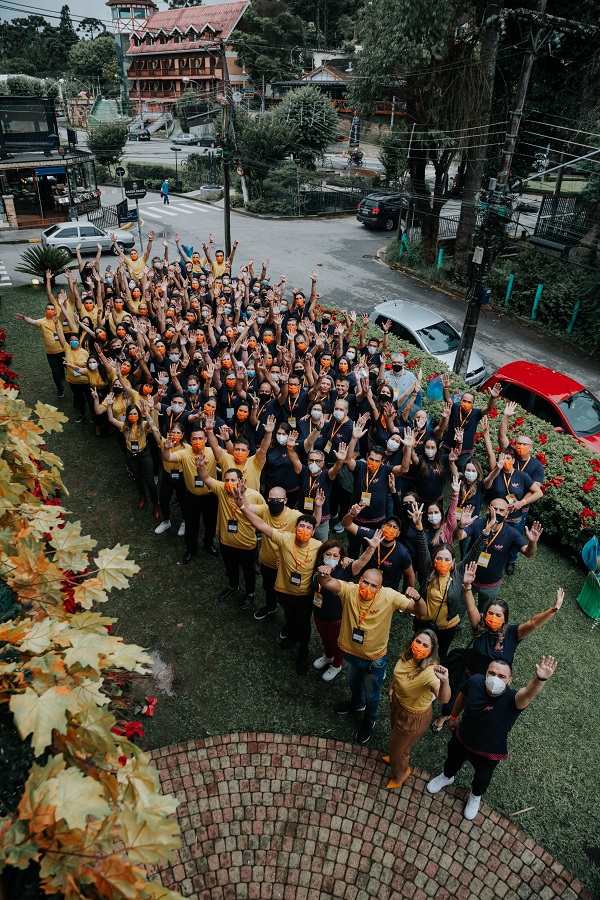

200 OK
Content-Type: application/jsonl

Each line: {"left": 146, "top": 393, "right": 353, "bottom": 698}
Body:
{"left": 14, "top": 303, "right": 65, "bottom": 397}
{"left": 383, "top": 631, "right": 450, "bottom": 790}
{"left": 316, "top": 567, "right": 427, "bottom": 744}
{"left": 208, "top": 415, "right": 275, "bottom": 492}
{"left": 234, "top": 484, "right": 322, "bottom": 676}
{"left": 195, "top": 456, "right": 264, "bottom": 610}
{"left": 54, "top": 315, "right": 91, "bottom": 423}
{"left": 111, "top": 230, "right": 154, "bottom": 283}
{"left": 106, "top": 402, "right": 160, "bottom": 517}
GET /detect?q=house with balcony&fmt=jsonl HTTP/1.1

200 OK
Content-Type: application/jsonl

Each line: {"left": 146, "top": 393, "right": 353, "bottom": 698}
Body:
{"left": 125, "top": 1, "right": 249, "bottom": 115}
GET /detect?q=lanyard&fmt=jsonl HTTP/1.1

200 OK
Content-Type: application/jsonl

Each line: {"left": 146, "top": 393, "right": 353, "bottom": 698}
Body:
{"left": 517, "top": 456, "right": 530, "bottom": 472}
{"left": 330, "top": 417, "right": 347, "bottom": 441}
{"left": 170, "top": 411, "right": 183, "bottom": 429}
{"left": 227, "top": 496, "right": 240, "bottom": 518}
{"left": 414, "top": 428, "right": 426, "bottom": 448}
{"left": 459, "top": 408, "right": 471, "bottom": 428}
{"left": 484, "top": 525, "right": 503, "bottom": 551}
{"left": 288, "top": 393, "right": 299, "bottom": 413}
{"left": 460, "top": 483, "right": 475, "bottom": 507}
{"left": 227, "top": 390, "right": 235, "bottom": 405}
{"left": 379, "top": 411, "right": 389, "bottom": 433}
{"left": 357, "top": 592, "right": 379, "bottom": 626}
{"left": 309, "top": 473, "right": 321, "bottom": 495}
{"left": 502, "top": 471, "right": 513, "bottom": 494}
{"left": 365, "top": 465, "right": 380, "bottom": 491}
{"left": 293, "top": 541, "right": 311, "bottom": 570}
{"left": 377, "top": 541, "right": 395, "bottom": 569}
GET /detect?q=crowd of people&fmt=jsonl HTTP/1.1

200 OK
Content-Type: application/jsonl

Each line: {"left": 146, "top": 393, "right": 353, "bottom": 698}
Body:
{"left": 16, "top": 229, "right": 562, "bottom": 817}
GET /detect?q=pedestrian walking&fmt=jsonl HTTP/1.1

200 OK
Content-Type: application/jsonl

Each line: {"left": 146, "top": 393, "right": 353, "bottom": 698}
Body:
{"left": 161, "top": 179, "right": 170, "bottom": 205}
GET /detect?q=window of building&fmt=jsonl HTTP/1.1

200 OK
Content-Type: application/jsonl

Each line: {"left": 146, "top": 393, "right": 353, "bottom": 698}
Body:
{"left": 118, "top": 8, "right": 131, "bottom": 18}
{"left": 133, "top": 8, "right": 147, "bottom": 17}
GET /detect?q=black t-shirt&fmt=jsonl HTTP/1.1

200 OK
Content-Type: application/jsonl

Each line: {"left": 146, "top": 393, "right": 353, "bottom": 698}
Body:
{"left": 414, "top": 462, "right": 446, "bottom": 503}
{"left": 299, "top": 464, "right": 333, "bottom": 519}
{"left": 443, "top": 402, "right": 483, "bottom": 454}
{"left": 516, "top": 455, "right": 544, "bottom": 485}
{"left": 280, "top": 389, "right": 310, "bottom": 427}
{"left": 351, "top": 459, "right": 392, "bottom": 524}
{"left": 487, "top": 468, "right": 534, "bottom": 526}
{"left": 464, "top": 519, "right": 528, "bottom": 588}
{"left": 356, "top": 529, "right": 412, "bottom": 590}
{"left": 470, "top": 623, "right": 521, "bottom": 676}
{"left": 312, "top": 562, "right": 352, "bottom": 622}
{"left": 314, "top": 416, "right": 353, "bottom": 466}
{"left": 265, "top": 446, "right": 299, "bottom": 492}
{"left": 458, "top": 674, "right": 522, "bottom": 759}
{"left": 456, "top": 479, "right": 485, "bottom": 518}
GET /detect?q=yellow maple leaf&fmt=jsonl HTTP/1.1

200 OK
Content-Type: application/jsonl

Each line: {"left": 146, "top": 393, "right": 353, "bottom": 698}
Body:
{"left": 119, "top": 808, "right": 181, "bottom": 864}
{"left": 34, "top": 401, "right": 68, "bottom": 434}
{"left": 53, "top": 765, "right": 111, "bottom": 830}
{"left": 17, "top": 754, "right": 65, "bottom": 830}
{"left": 0, "top": 459, "right": 26, "bottom": 504}
{"left": 68, "top": 611, "right": 117, "bottom": 633}
{"left": 93, "top": 544, "right": 140, "bottom": 592}
{"left": 0, "top": 618, "right": 34, "bottom": 645}
{"left": 91, "top": 855, "right": 148, "bottom": 900}
{"left": 62, "top": 631, "right": 110, "bottom": 671}
{"left": 118, "top": 758, "right": 177, "bottom": 819}
{"left": 10, "top": 685, "right": 77, "bottom": 755}
{"left": 72, "top": 678, "right": 111, "bottom": 708}
{"left": 72, "top": 578, "right": 109, "bottom": 610}
{"left": 19, "top": 503, "right": 67, "bottom": 539}
{"left": 142, "top": 881, "right": 185, "bottom": 900}
{"left": 49, "top": 521, "right": 97, "bottom": 574}
{"left": 0, "top": 819, "right": 40, "bottom": 870}
{"left": 18, "top": 619, "right": 68, "bottom": 655}
{"left": 104, "top": 639, "right": 152, "bottom": 674}
{"left": 64, "top": 701, "right": 118, "bottom": 762}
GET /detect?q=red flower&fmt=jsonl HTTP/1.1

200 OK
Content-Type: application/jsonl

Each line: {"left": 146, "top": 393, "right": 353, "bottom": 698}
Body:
{"left": 489, "top": 408, "right": 498, "bottom": 419}
{"left": 591, "top": 459, "right": 600, "bottom": 473}
{"left": 407, "top": 359, "right": 420, "bottom": 369}
{"left": 582, "top": 476, "right": 598, "bottom": 494}
{"left": 385, "top": 363, "right": 392, "bottom": 370}
{"left": 401, "top": 349, "right": 408, "bottom": 357}
{"left": 578, "top": 507, "right": 597, "bottom": 520}
{"left": 514, "top": 416, "right": 525, "bottom": 426}
{"left": 536, "top": 452, "right": 547, "bottom": 465}
{"left": 538, "top": 434, "right": 547, "bottom": 445}
{"left": 563, "top": 455, "right": 574, "bottom": 463}
{"left": 118, "top": 755, "right": 128, "bottom": 766}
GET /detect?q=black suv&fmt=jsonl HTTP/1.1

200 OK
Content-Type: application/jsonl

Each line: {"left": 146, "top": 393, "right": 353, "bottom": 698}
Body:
{"left": 356, "top": 193, "right": 408, "bottom": 231}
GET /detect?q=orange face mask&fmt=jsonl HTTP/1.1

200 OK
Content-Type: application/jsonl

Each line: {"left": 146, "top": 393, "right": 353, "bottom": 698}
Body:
{"left": 297, "top": 342, "right": 306, "bottom": 351}
{"left": 381, "top": 525, "right": 398, "bottom": 541}
{"left": 45, "top": 309, "right": 54, "bottom": 318}
{"left": 296, "top": 527, "right": 312, "bottom": 542}
{"left": 366, "top": 459, "right": 381, "bottom": 473}
{"left": 203, "top": 405, "right": 215, "bottom": 416}
{"left": 515, "top": 444, "right": 529, "bottom": 458}
{"left": 233, "top": 450, "right": 248, "bottom": 464}
{"left": 142, "top": 384, "right": 153, "bottom": 395}
{"left": 288, "top": 384, "right": 300, "bottom": 395}
{"left": 358, "top": 583, "right": 377, "bottom": 602}
{"left": 222, "top": 359, "right": 232, "bottom": 369}
{"left": 127, "top": 413, "right": 138, "bottom": 423}
{"left": 248, "top": 340, "right": 257, "bottom": 349}
{"left": 503, "top": 458, "right": 513, "bottom": 471}
{"left": 460, "top": 401, "right": 473, "bottom": 413}
{"left": 224, "top": 481, "right": 236, "bottom": 494}
{"left": 171, "top": 432, "right": 183, "bottom": 443}
{"left": 237, "top": 410, "right": 249, "bottom": 421}
{"left": 166, "top": 310, "right": 175, "bottom": 318}
{"left": 434, "top": 559, "right": 453, "bottom": 576}
{"left": 121, "top": 363, "right": 131, "bottom": 376}
{"left": 264, "top": 335, "right": 274, "bottom": 344}
{"left": 338, "top": 363, "right": 348, "bottom": 373}
{"left": 322, "top": 359, "right": 331, "bottom": 369}
{"left": 411, "top": 641, "right": 430, "bottom": 660}
{"left": 156, "top": 345, "right": 166, "bottom": 356}
{"left": 114, "top": 302, "right": 124, "bottom": 311}
{"left": 191, "top": 438, "right": 205, "bottom": 451}
{"left": 225, "top": 378, "right": 236, "bottom": 389}
{"left": 97, "top": 331, "right": 106, "bottom": 341}
{"left": 485, "top": 612, "right": 504, "bottom": 631}
{"left": 139, "top": 308, "right": 148, "bottom": 317}
{"left": 165, "top": 331, "right": 174, "bottom": 340}
{"left": 84, "top": 302, "right": 94, "bottom": 311}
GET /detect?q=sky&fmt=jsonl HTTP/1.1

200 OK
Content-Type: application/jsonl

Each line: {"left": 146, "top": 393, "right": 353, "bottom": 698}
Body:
{"left": 1, "top": 0, "right": 236, "bottom": 27}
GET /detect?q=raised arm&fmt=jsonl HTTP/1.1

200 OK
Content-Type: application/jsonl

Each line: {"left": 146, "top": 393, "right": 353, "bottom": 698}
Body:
{"left": 234, "top": 483, "right": 274, "bottom": 538}
{"left": 482, "top": 381, "right": 502, "bottom": 416}
{"left": 255, "top": 415, "right": 276, "bottom": 466}
{"left": 517, "top": 588, "right": 563, "bottom": 640}
{"left": 460, "top": 561, "right": 483, "bottom": 630}
{"left": 498, "top": 400, "right": 517, "bottom": 450}
{"left": 514, "top": 656, "right": 557, "bottom": 710}
{"left": 286, "top": 430, "right": 303, "bottom": 474}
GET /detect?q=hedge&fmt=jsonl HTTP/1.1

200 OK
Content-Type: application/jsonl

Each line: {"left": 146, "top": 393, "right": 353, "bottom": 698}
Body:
{"left": 323, "top": 306, "right": 599, "bottom": 561}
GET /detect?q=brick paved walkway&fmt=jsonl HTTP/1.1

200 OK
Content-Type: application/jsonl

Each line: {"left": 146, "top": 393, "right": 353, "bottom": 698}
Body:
{"left": 147, "top": 733, "right": 591, "bottom": 900}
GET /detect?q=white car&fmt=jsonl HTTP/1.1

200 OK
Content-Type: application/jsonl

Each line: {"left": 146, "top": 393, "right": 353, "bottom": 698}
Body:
{"left": 41, "top": 222, "right": 135, "bottom": 256}
{"left": 373, "top": 299, "right": 487, "bottom": 387}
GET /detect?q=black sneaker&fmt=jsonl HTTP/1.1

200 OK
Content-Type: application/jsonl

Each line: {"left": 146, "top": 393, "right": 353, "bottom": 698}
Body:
{"left": 296, "top": 652, "right": 309, "bottom": 676}
{"left": 279, "top": 636, "right": 297, "bottom": 650}
{"left": 75, "top": 415, "right": 84, "bottom": 423}
{"left": 279, "top": 627, "right": 288, "bottom": 641}
{"left": 239, "top": 593, "right": 254, "bottom": 610}
{"left": 204, "top": 543, "right": 219, "bottom": 557}
{"left": 57, "top": 392, "right": 65, "bottom": 399}
{"left": 335, "top": 700, "right": 366, "bottom": 715}
{"left": 254, "top": 606, "right": 276, "bottom": 621}
{"left": 355, "top": 720, "right": 375, "bottom": 744}
{"left": 218, "top": 587, "right": 236, "bottom": 602}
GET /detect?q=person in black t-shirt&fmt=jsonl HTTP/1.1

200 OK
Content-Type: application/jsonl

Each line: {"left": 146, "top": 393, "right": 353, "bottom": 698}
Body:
{"left": 426, "top": 655, "right": 557, "bottom": 821}
{"left": 441, "top": 375, "right": 501, "bottom": 466}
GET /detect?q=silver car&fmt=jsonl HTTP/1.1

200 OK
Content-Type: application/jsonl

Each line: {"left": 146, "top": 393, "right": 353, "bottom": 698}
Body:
{"left": 373, "top": 299, "right": 487, "bottom": 387}
{"left": 41, "top": 222, "right": 135, "bottom": 256}
{"left": 171, "top": 133, "right": 200, "bottom": 145}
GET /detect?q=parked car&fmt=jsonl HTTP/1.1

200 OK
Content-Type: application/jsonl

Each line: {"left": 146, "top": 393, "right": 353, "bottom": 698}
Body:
{"left": 129, "top": 128, "right": 150, "bottom": 142}
{"left": 357, "top": 193, "right": 409, "bottom": 231}
{"left": 41, "top": 222, "right": 135, "bottom": 256}
{"left": 481, "top": 361, "right": 600, "bottom": 452}
{"left": 373, "top": 299, "right": 487, "bottom": 388}
{"left": 171, "top": 133, "right": 200, "bottom": 146}
{"left": 196, "top": 135, "right": 216, "bottom": 148}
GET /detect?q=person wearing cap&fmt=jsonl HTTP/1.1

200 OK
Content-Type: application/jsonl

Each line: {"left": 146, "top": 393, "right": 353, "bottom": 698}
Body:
{"left": 342, "top": 507, "right": 415, "bottom": 592}
{"left": 111, "top": 231, "right": 155, "bottom": 284}
{"left": 441, "top": 375, "right": 502, "bottom": 465}
{"left": 14, "top": 303, "right": 65, "bottom": 398}
{"left": 316, "top": 566, "right": 427, "bottom": 744}
{"left": 426, "top": 655, "right": 558, "bottom": 821}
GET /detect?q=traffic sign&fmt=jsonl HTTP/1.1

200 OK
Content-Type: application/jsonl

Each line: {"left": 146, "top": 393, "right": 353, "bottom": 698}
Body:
{"left": 116, "top": 166, "right": 126, "bottom": 177}
{"left": 232, "top": 91, "right": 242, "bottom": 104}
{"left": 242, "top": 87, "right": 254, "bottom": 94}
{"left": 124, "top": 179, "right": 146, "bottom": 200}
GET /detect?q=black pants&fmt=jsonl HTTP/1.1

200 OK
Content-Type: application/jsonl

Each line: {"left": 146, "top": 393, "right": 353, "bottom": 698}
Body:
{"left": 47, "top": 352, "right": 64, "bottom": 393}
{"left": 329, "top": 479, "right": 351, "bottom": 522}
{"left": 279, "top": 592, "right": 313, "bottom": 652}
{"left": 261, "top": 563, "right": 278, "bottom": 613}
{"left": 159, "top": 471, "right": 187, "bottom": 522}
{"left": 443, "top": 732, "right": 499, "bottom": 797}
{"left": 413, "top": 619, "right": 458, "bottom": 662}
{"left": 220, "top": 542, "right": 256, "bottom": 594}
{"left": 68, "top": 382, "right": 92, "bottom": 417}
{"left": 127, "top": 447, "right": 158, "bottom": 504}
{"left": 184, "top": 490, "right": 217, "bottom": 553}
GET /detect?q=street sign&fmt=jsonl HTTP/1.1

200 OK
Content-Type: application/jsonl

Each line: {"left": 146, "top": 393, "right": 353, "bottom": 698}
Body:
{"left": 124, "top": 179, "right": 146, "bottom": 200}
{"left": 232, "top": 91, "right": 242, "bottom": 104}
{"left": 118, "top": 208, "right": 138, "bottom": 225}
{"left": 116, "top": 166, "right": 126, "bottom": 177}
{"left": 242, "top": 88, "right": 254, "bottom": 94}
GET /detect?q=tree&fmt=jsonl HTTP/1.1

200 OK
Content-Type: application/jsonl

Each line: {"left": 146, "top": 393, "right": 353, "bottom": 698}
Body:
{"left": 68, "top": 35, "right": 117, "bottom": 79}
{"left": 233, "top": 1, "right": 306, "bottom": 85}
{"left": 274, "top": 86, "right": 337, "bottom": 167}
{"left": 78, "top": 17, "right": 106, "bottom": 40}
{"left": 379, "top": 126, "right": 408, "bottom": 185}
{"left": 235, "top": 108, "right": 297, "bottom": 197}
{"left": 6, "top": 76, "right": 58, "bottom": 99}
{"left": 87, "top": 122, "right": 129, "bottom": 168}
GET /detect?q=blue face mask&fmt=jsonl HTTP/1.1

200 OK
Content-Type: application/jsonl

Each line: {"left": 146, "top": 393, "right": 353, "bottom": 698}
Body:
{"left": 70, "top": 340, "right": 79, "bottom": 349}
{"left": 188, "top": 384, "right": 199, "bottom": 393}
{"left": 247, "top": 370, "right": 255, "bottom": 378}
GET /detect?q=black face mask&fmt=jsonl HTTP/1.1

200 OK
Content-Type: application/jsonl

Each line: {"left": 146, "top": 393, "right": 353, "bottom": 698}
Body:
{"left": 489, "top": 510, "right": 506, "bottom": 524}
{"left": 268, "top": 499, "right": 285, "bottom": 516}
{"left": 113, "top": 386, "right": 124, "bottom": 395}
{"left": 392, "top": 364, "right": 403, "bottom": 372}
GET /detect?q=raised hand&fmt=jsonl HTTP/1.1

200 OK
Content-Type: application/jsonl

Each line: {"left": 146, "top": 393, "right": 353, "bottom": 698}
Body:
{"left": 448, "top": 447, "right": 460, "bottom": 463}
{"left": 488, "top": 381, "right": 502, "bottom": 399}
{"left": 314, "top": 487, "right": 326, "bottom": 508}
{"left": 348, "top": 502, "right": 365, "bottom": 518}
{"left": 451, "top": 473, "right": 461, "bottom": 494}
{"left": 441, "top": 400, "right": 452, "bottom": 419}
{"left": 481, "top": 414, "right": 489, "bottom": 433}
{"left": 408, "top": 501, "right": 423, "bottom": 527}
{"left": 525, "top": 521, "right": 543, "bottom": 543}
{"left": 388, "top": 472, "right": 397, "bottom": 494}
{"left": 441, "top": 373, "right": 451, "bottom": 389}
{"left": 365, "top": 528, "right": 384, "bottom": 550}
{"left": 381, "top": 319, "right": 391, "bottom": 333}
{"left": 535, "top": 655, "right": 557, "bottom": 681}
{"left": 433, "top": 665, "right": 449, "bottom": 684}
{"left": 553, "top": 587, "right": 564, "bottom": 611}
{"left": 504, "top": 400, "right": 518, "bottom": 417}
{"left": 454, "top": 427, "right": 464, "bottom": 444}
{"left": 496, "top": 452, "right": 509, "bottom": 469}
{"left": 264, "top": 414, "right": 276, "bottom": 434}
{"left": 287, "top": 429, "right": 299, "bottom": 447}
{"left": 459, "top": 504, "right": 477, "bottom": 529}
{"left": 462, "top": 560, "right": 477, "bottom": 585}
{"left": 334, "top": 441, "right": 348, "bottom": 461}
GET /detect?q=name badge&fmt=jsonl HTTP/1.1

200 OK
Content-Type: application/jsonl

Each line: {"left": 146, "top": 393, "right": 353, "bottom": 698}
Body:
{"left": 455, "top": 507, "right": 463, "bottom": 518}
{"left": 290, "top": 571, "right": 302, "bottom": 587}
{"left": 361, "top": 491, "right": 372, "bottom": 506}
{"left": 62, "top": 319, "right": 69, "bottom": 328}
{"left": 227, "top": 519, "right": 238, "bottom": 533}
{"left": 478, "top": 551, "right": 491, "bottom": 568}
{"left": 313, "top": 591, "right": 323, "bottom": 608}
{"left": 304, "top": 497, "right": 314, "bottom": 511}
{"left": 506, "top": 493, "right": 516, "bottom": 503}
{"left": 194, "top": 477, "right": 204, "bottom": 488}
{"left": 352, "top": 626, "right": 365, "bottom": 645}
{"left": 131, "top": 441, "right": 139, "bottom": 453}
{"left": 73, "top": 367, "right": 81, "bottom": 377}
{"left": 226, "top": 407, "right": 234, "bottom": 419}
{"left": 288, "top": 417, "right": 296, "bottom": 429}
{"left": 324, "top": 441, "right": 332, "bottom": 454}
{"left": 53, "top": 333, "right": 59, "bottom": 341}
{"left": 171, "top": 471, "right": 180, "bottom": 480}
{"left": 393, "top": 387, "right": 399, "bottom": 400}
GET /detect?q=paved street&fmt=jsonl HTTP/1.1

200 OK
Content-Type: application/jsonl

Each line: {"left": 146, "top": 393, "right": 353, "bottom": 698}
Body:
{"left": 3, "top": 187, "right": 598, "bottom": 393}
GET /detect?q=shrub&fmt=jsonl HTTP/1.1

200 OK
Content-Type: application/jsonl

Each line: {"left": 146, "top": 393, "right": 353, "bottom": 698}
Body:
{"left": 15, "top": 245, "right": 70, "bottom": 281}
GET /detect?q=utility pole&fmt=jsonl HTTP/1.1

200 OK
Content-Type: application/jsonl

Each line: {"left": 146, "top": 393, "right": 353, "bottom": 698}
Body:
{"left": 453, "top": 0, "right": 549, "bottom": 378}
{"left": 390, "top": 96, "right": 396, "bottom": 130}
{"left": 219, "top": 39, "right": 235, "bottom": 258}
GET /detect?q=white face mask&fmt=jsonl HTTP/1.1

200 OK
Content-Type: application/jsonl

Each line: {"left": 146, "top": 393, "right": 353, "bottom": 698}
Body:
{"left": 323, "top": 556, "right": 338, "bottom": 568}
{"left": 428, "top": 513, "right": 442, "bottom": 526}
{"left": 311, "top": 409, "right": 322, "bottom": 421}
{"left": 465, "top": 469, "right": 478, "bottom": 483}
{"left": 172, "top": 404, "right": 185, "bottom": 413}
{"left": 485, "top": 675, "right": 508, "bottom": 696}
{"left": 257, "top": 316, "right": 265, "bottom": 325}
{"left": 424, "top": 448, "right": 436, "bottom": 459}
{"left": 88, "top": 361, "right": 98, "bottom": 371}
{"left": 276, "top": 433, "right": 287, "bottom": 445}
{"left": 333, "top": 409, "right": 345, "bottom": 422}
{"left": 387, "top": 438, "right": 400, "bottom": 452}
{"left": 308, "top": 461, "right": 321, "bottom": 475}
{"left": 346, "top": 351, "right": 356, "bottom": 360}
{"left": 272, "top": 374, "right": 280, "bottom": 383}
{"left": 368, "top": 345, "right": 378, "bottom": 354}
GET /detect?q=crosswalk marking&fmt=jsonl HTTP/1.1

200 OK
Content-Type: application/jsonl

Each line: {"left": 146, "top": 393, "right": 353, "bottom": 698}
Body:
{"left": 141, "top": 208, "right": 166, "bottom": 220}
{"left": 145, "top": 206, "right": 178, "bottom": 217}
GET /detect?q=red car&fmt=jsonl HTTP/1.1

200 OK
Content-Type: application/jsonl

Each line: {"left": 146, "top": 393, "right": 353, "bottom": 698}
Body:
{"left": 481, "top": 361, "right": 600, "bottom": 452}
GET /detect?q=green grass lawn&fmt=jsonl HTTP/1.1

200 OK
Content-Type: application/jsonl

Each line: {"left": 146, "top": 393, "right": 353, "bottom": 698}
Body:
{"left": 5, "top": 284, "right": 600, "bottom": 894}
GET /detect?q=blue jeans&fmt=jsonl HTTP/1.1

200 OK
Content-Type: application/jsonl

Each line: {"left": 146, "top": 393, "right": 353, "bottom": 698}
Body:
{"left": 343, "top": 652, "right": 387, "bottom": 725}
{"left": 507, "top": 510, "right": 528, "bottom": 565}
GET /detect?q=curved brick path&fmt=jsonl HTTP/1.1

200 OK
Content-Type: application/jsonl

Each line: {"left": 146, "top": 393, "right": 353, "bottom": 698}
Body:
{"left": 147, "top": 733, "right": 591, "bottom": 900}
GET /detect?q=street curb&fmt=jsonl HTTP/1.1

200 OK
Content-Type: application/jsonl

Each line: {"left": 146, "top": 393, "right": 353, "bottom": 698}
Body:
{"left": 170, "top": 193, "right": 357, "bottom": 222}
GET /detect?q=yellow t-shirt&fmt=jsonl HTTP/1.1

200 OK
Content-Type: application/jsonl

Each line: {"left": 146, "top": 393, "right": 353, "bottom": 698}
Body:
{"left": 124, "top": 255, "right": 147, "bottom": 282}
{"left": 392, "top": 657, "right": 440, "bottom": 713}
{"left": 172, "top": 446, "right": 217, "bottom": 495}
{"left": 86, "top": 366, "right": 108, "bottom": 390}
{"left": 337, "top": 582, "right": 410, "bottom": 660}
{"left": 117, "top": 420, "right": 150, "bottom": 453}
{"left": 211, "top": 483, "right": 264, "bottom": 549}
{"left": 35, "top": 317, "right": 64, "bottom": 354}
{"left": 422, "top": 575, "right": 460, "bottom": 631}
{"left": 81, "top": 305, "right": 99, "bottom": 326}
{"left": 99, "top": 393, "right": 128, "bottom": 421}
{"left": 254, "top": 506, "right": 302, "bottom": 568}
{"left": 64, "top": 346, "right": 90, "bottom": 385}
{"left": 269, "top": 531, "right": 321, "bottom": 596}
{"left": 220, "top": 452, "right": 263, "bottom": 492}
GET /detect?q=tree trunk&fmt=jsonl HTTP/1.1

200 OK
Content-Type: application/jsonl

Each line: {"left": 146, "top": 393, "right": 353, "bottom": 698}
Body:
{"left": 453, "top": 6, "right": 501, "bottom": 274}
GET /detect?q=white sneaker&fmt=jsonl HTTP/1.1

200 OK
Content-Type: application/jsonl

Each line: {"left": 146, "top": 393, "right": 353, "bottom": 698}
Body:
{"left": 464, "top": 792, "right": 481, "bottom": 820}
{"left": 322, "top": 665, "right": 342, "bottom": 682}
{"left": 333, "top": 522, "right": 344, "bottom": 534}
{"left": 313, "top": 655, "right": 334, "bottom": 671}
{"left": 426, "top": 772, "right": 455, "bottom": 794}
{"left": 155, "top": 520, "right": 171, "bottom": 535}
{"left": 177, "top": 522, "right": 185, "bottom": 537}
{"left": 153, "top": 475, "right": 159, "bottom": 485}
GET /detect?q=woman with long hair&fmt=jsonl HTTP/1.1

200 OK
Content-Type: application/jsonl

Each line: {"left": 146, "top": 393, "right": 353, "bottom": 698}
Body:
{"left": 383, "top": 630, "right": 450, "bottom": 789}
{"left": 106, "top": 400, "right": 160, "bottom": 517}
